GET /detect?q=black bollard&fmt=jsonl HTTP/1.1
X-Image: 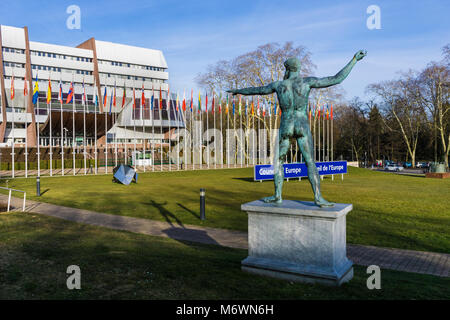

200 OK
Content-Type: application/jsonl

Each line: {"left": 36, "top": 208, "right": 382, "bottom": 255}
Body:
{"left": 36, "top": 176, "right": 41, "bottom": 197}
{"left": 200, "top": 188, "right": 205, "bottom": 220}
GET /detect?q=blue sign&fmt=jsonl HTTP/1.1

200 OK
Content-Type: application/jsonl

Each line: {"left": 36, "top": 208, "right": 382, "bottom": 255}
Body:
{"left": 254, "top": 161, "right": 347, "bottom": 181}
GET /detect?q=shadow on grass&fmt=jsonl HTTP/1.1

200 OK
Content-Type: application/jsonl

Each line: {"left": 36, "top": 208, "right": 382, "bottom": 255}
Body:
{"left": 145, "top": 200, "right": 184, "bottom": 228}
{"left": 232, "top": 177, "right": 258, "bottom": 183}
{"left": 161, "top": 227, "right": 220, "bottom": 247}
{"left": 177, "top": 203, "right": 200, "bottom": 220}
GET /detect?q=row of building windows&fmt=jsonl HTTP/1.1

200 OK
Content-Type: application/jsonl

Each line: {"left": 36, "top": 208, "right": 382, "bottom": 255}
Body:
{"left": 2, "top": 47, "right": 25, "bottom": 54}
{"left": 99, "top": 72, "right": 164, "bottom": 83}
{"left": 31, "top": 64, "right": 92, "bottom": 75}
{"left": 3, "top": 61, "right": 25, "bottom": 68}
{"left": 3, "top": 48, "right": 164, "bottom": 72}
{"left": 98, "top": 59, "right": 165, "bottom": 72}
{"left": 30, "top": 50, "right": 93, "bottom": 62}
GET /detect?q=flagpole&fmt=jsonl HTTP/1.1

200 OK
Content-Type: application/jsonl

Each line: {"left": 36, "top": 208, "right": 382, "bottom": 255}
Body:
{"left": 233, "top": 97, "right": 236, "bottom": 167}
{"left": 104, "top": 82, "right": 108, "bottom": 174}
{"left": 269, "top": 98, "right": 272, "bottom": 166}
{"left": 219, "top": 95, "right": 223, "bottom": 169}
{"left": 37, "top": 76, "right": 40, "bottom": 178}
{"left": 24, "top": 74, "right": 28, "bottom": 178}
{"left": 239, "top": 96, "right": 243, "bottom": 167}
{"left": 176, "top": 91, "right": 180, "bottom": 171}
{"left": 199, "top": 94, "right": 202, "bottom": 170}
{"left": 83, "top": 78, "right": 87, "bottom": 175}
{"left": 160, "top": 88, "right": 163, "bottom": 172}
{"left": 168, "top": 86, "right": 171, "bottom": 171}
{"left": 227, "top": 96, "right": 229, "bottom": 169}
{"left": 190, "top": 94, "right": 194, "bottom": 171}
{"left": 206, "top": 93, "right": 209, "bottom": 169}
{"left": 213, "top": 93, "right": 217, "bottom": 169}
{"left": 60, "top": 77, "right": 64, "bottom": 176}
{"left": 114, "top": 80, "right": 118, "bottom": 169}
{"left": 71, "top": 74, "right": 76, "bottom": 175}
{"left": 11, "top": 89, "right": 15, "bottom": 179}
{"left": 183, "top": 93, "right": 187, "bottom": 170}
{"left": 142, "top": 84, "right": 146, "bottom": 173}
{"left": 94, "top": 79, "right": 98, "bottom": 174}
{"left": 49, "top": 75, "right": 53, "bottom": 177}
{"left": 322, "top": 105, "right": 325, "bottom": 163}
{"left": 151, "top": 86, "right": 155, "bottom": 171}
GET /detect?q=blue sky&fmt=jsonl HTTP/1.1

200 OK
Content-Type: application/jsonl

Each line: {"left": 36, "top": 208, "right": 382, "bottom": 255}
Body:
{"left": 1, "top": 0, "right": 449, "bottom": 100}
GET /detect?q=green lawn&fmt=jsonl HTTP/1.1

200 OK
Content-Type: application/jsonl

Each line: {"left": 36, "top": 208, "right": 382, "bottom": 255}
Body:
{"left": 2, "top": 167, "right": 450, "bottom": 253}
{"left": 0, "top": 211, "right": 448, "bottom": 300}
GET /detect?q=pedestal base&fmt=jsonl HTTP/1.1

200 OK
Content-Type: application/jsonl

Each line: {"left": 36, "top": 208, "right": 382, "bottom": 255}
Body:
{"left": 425, "top": 172, "right": 450, "bottom": 179}
{"left": 241, "top": 200, "right": 353, "bottom": 286}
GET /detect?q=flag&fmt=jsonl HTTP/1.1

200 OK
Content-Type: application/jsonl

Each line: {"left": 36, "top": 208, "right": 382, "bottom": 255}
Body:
{"left": 82, "top": 78, "right": 87, "bottom": 104}
{"left": 141, "top": 84, "right": 145, "bottom": 108}
{"left": 205, "top": 92, "right": 208, "bottom": 112}
{"left": 132, "top": 87, "right": 136, "bottom": 109}
{"left": 309, "top": 109, "right": 312, "bottom": 120}
{"left": 330, "top": 104, "right": 333, "bottom": 120}
{"left": 176, "top": 92, "right": 179, "bottom": 112}
{"left": 103, "top": 86, "right": 107, "bottom": 108}
{"left": 326, "top": 105, "right": 329, "bottom": 120}
{"left": 66, "top": 82, "right": 74, "bottom": 104}
{"left": 93, "top": 79, "right": 98, "bottom": 106}
{"left": 46, "top": 77, "right": 52, "bottom": 104}
{"left": 251, "top": 99, "right": 254, "bottom": 115}
{"left": 167, "top": 85, "right": 170, "bottom": 110}
{"left": 190, "top": 89, "right": 193, "bottom": 112}
{"left": 112, "top": 82, "right": 116, "bottom": 107}
{"left": 32, "top": 74, "right": 39, "bottom": 104}
{"left": 182, "top": 90, "right": 186, "bottom": 112}
{"left": 121, "top": 83, "right": 126, "bottom": 108}
{"left": 151, "top": 87, "right": 154, "bottom": 110}
{"left": 257, "top": 97, "right": 260, "bottom": 116}
{"left": 109, "top": 85, "right": 113, "bottom": 114}
{"left": 273, "top": 100, "right": 277, "bottom": 116}
{"left": 232, "top": 96, "right": 235, "bottom": 115}
{"left": 24, "top": 74, "right": 28, "bottom": 96}
{"left": 262, "top": 102, "right": 266, "bottom": 117}
{"left": 10, "top": 73, "right": 15, "bottom": 100}
{"left": 198, "top": 92, "right": 201, "bottom": 113}
{"left": 58, "top": 79, "right": 63, "bottom": 103}
{"left": 159, "top": 87, "right": 163, "bottom": 109}
{"left": 245, "top": 99, "right": 248, "bottom": 115}
{"left": 218, "top": 95, "right": 221, "bottom": 113}
{"left": 238, "top": 95, "right": 241, "bottom": 115}
{"left": 225, "top": 95, "right": 229, "bottom": 114}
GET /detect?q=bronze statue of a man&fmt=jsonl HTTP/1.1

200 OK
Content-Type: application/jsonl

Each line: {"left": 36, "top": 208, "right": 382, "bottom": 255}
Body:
{"left": 228, "top": 50, "right": 366, "bottom": 207}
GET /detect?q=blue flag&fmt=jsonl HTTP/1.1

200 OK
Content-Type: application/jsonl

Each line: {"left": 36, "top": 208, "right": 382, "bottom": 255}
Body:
{"left": 32, "top": 74, "right": 39, "bottom": 104}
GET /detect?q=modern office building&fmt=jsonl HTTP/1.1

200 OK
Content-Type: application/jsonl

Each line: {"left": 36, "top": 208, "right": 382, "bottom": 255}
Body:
{"left": 0, "top": 24, "right": 183, "bottom": 148}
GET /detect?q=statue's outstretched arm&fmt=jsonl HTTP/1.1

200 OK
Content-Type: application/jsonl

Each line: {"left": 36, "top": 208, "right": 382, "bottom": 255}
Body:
{"left": 227, "top": 83, "right": 276, "bottom": 96}
{"left": 308, "top": 50, "right": 366, "bottom": 88}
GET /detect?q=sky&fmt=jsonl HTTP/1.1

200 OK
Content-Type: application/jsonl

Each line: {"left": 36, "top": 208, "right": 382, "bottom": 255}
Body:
{"left": 1, "top": 0, "right": 449, "bottom": 101}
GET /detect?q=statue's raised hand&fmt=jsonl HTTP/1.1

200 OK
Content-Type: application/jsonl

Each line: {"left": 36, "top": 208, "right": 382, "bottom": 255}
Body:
{"left": 354, "top": 50, "right": 367, "bottom": 61}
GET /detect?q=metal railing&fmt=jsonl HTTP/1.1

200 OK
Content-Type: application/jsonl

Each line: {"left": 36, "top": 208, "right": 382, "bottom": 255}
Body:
{"left": 0, "top": 186, "right": 26, "bottom": 212}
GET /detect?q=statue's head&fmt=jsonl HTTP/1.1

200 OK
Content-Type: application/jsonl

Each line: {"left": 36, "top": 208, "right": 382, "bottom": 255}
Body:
{"left": 283, "top": 57, "right": 301, "bottom": 79}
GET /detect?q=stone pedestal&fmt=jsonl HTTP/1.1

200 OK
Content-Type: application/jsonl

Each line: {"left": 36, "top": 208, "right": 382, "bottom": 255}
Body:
{"left": 241, "top": 200, "right": 353, "bottom": 286}
{"left": 425, "top": 172, "right": 450, "bottom": 179}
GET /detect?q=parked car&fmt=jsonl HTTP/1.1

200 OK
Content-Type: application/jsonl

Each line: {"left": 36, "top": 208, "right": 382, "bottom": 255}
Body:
{"left": 403, "top": 162, "right": 412, "bottom": 168}
{"left": 384, "top": 164, "right": 404, "bottom": 172}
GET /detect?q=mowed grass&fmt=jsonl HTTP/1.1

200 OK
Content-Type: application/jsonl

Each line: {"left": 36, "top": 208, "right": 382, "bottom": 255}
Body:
{"left": 3, "top": 167, "right": 450, "bottom": 253}
{"left": 0, "top": 211, "right": 449, "bottom": 300}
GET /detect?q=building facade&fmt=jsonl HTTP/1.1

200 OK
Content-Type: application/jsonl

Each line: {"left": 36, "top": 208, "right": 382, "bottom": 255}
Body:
{"left": 0, "top": 24, "right": 183, "bottom": 148}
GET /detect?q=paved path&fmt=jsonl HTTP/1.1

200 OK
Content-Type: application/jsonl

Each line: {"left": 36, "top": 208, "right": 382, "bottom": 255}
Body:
{"left": 1, "top": 194, "right": 449, "bottom": 278}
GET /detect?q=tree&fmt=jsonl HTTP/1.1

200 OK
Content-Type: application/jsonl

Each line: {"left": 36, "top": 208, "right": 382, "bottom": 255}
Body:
{"left": 367, "top": 72, "right": 425, "bottom": 167}
{"left": 419, "top": 61, "right": 450, "bottom": 168}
